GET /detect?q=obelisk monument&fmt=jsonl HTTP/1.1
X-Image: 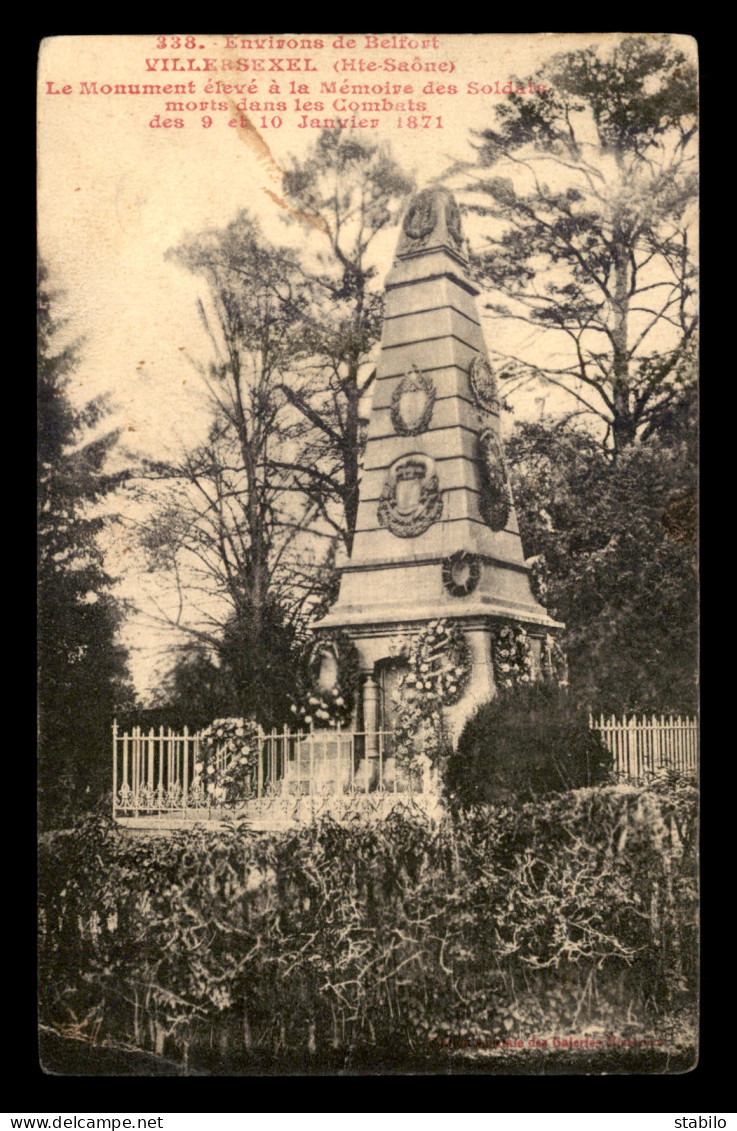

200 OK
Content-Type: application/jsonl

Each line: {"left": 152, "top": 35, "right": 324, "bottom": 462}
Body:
{"left": 317, "top": 186, "right": 563, "bottom": 738}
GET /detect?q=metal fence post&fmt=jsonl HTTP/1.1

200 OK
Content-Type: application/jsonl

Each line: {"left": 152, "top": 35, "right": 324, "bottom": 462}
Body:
{"left": 112, "top": 719, "right": 117, "bottom": 819}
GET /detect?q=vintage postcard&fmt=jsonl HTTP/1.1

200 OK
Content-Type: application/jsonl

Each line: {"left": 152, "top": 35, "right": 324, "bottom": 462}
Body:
{"left": 38, "top": 34, "right": 698, "bottom": 1076}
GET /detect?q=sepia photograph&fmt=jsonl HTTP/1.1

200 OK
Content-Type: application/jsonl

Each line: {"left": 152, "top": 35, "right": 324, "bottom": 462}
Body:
{"left": 37, "top": 33, "right": 698, "bottom": 1076}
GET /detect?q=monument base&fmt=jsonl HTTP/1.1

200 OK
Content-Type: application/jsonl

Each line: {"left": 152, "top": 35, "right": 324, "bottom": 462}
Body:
{"left": 333, "top": 610, "right": 561, "bottom": 746}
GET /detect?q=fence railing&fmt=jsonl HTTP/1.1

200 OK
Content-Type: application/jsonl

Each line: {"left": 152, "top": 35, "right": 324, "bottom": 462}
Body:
{"left": 589, "top": 713, "right": 698, "bottom": 779}
{"left": 113, "top": 714, "right": 699, "bottom": 819}
{"left": 112, "top": 723, "right": 427, "bottom": 818}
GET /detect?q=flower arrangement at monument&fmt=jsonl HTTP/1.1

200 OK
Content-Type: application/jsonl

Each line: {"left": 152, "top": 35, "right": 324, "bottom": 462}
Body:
{"left": 193, "top": 717, "right": 261, "bottom": 807}
{"left": 290, "top": 631, "right": 360, "bottom": 728}
{"left": 391, "top": 619, "right": 472, "bottom": 766}
{"left": 493, "top": 623, "right": 534, "bottom": 689}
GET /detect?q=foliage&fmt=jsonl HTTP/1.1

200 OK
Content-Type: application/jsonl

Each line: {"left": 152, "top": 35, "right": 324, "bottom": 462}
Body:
{"left": 151, "top": 604, "right": 303, "bottom": 733}
{"left": 492, "top": 622, "right": 534, "bottom": 689}
{"left": 391, "top": 620, "right": 472, "bottom": 767}
{"left": 445, "top": 683, "right": 612, "bottom": 807}
{"left": 133, "top": 214, "right": 322, "bottom": 725}
{"left": 140, "top": 132, "right": 414, "bottom": 706}
{"left": 39, "top": 782, "right": 697, "bottom": 1066}
{"left": 153, "top": 647, "right": 237, "bottom": 732}
{"left": 195, "top": 717, "right": 261, "bottom": 806}
{"left": 507, "top": 418, "right": 698, "bottom": 712}
{"left": 37, "top": 260, "right": 133, "bottom": 822}
{"left": 467, "top": 34, "right": 698, "bottom": 455}
{"left": 217, "top": 604, "right": 305, "bottom": 729}
{"left": 279, "top": 133, "right": 415, "bottom": 553}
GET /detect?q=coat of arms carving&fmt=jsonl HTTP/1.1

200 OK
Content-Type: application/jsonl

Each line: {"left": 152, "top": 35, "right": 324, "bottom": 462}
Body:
{"left": 478, "top": 428, "right": 511, "bottom": 531}
{"left": 390, "top": 366, "right": 436, "bottom": 436}
{"left": 377, "top": 453, "right": 443, "bottom": 538}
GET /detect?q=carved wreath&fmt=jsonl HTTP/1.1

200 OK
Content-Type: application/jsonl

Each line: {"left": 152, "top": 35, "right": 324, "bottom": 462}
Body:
{"left": 442, "top": 550, "right": 480, "bottom": 598}
{"left": 445, "top": 196, "right": 463, "bottom": 249}
{"left": 403, "top": 190, "right": 437, "bottom": 242}
{"left": 390, "top": 368, "right": 436, "bottom": 435}
{"left": 377, "top": 456, "right": 444, "bottom": 538}
{"left": 478, "top": 428, "right": 511, "bottom": 531}
{"left": 469, "top": 355, "right": 500, "bottom": 412}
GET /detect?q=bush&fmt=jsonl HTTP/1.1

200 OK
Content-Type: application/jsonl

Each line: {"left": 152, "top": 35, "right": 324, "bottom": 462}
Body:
{"left": 445, "top": 683, "right": 611, "bottom": 808}
{"left": 38, "top": 782, "right": 697, "bottom": 1069}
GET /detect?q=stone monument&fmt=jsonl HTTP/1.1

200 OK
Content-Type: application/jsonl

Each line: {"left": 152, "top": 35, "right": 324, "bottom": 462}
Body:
{"left": 315, "top": 186, "right": 563, "bottom": 753}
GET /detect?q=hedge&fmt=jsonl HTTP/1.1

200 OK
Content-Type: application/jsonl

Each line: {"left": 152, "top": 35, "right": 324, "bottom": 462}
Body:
{"left": 445, "top": 683, "right": 612, "bottom": 806}
{"left": 38, "top": 779, "right": 697, "bottom": 1068}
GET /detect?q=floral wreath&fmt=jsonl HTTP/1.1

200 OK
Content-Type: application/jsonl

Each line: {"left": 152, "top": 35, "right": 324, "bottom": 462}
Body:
{"left": 391, "top": 619, "right": 472, "bottom": 767}
{"left": 193, "top": 717, "right": 261, "bottom": 807}
{"left": 492, "top": 623, "right": 534, "bottom": 690}
{"left": 290, "top": 630, "right": 360, "bottom": 728}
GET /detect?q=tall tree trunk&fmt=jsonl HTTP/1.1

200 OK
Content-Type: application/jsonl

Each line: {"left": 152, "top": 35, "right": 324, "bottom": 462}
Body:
{"left": 343, "top": 365, "right": 360, "bottom": 555}
{"left": 611, "top": 231, "right": 635, "bottom": 456}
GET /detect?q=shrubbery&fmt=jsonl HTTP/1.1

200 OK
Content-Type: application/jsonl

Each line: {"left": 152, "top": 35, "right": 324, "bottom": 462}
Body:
{"left": 39, "top": 780, "right": 697, "bottom": 1068}
{"left": 444, "top": 684, "right": 612, "bottom": 808}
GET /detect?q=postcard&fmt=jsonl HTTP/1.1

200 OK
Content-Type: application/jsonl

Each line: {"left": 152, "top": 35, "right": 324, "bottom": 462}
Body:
{"left": 38, "top": 33, "right": 698, "bottom": 1076}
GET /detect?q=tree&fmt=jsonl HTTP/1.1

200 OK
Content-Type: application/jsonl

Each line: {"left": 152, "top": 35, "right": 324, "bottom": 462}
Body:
{"left": 277, "top": 132, "right": 414, "bottom": 551}
{"left": 37, "top": 260, "right": 133, "bottom": 821}
{"left": 134, "top": 215, "right": 317, "bottom": 728}
{"left": 133, "top": 139, "right": 414, "bottom": 722}
{"left": 507, "top": 417, "right": 698, "bottom": 713}
{"left": 467, "top": 35, "right": 698, "bottom": 456}
{"left": 119, "top": 646, "right": 230, "bottom": 733}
